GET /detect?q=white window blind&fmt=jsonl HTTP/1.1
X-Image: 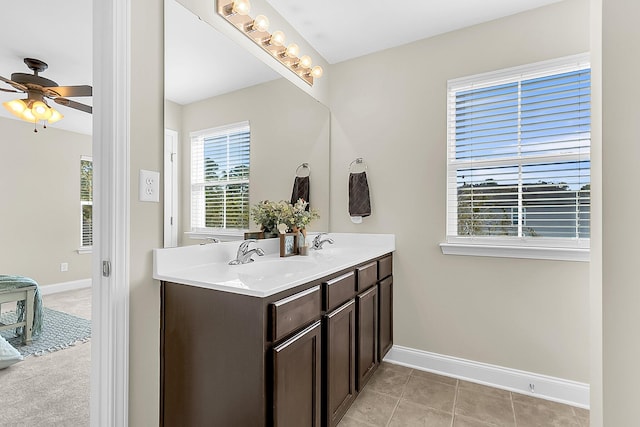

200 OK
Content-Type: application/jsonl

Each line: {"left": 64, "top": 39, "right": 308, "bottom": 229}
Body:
{"left": 190, "top": 122, "right": 250, "bottom": 232}
{"left": 80, "top": 156, "right": 93, "bottom": 247}
{"left": 446, "top": 54, "right": 590, "bottom": 250}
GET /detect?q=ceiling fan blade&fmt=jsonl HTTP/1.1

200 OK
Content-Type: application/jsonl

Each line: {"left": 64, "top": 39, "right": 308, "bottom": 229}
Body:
{"left": 54, "top": 97, "right": 93, "bottom": 114}
{"left": 47, "top": 85, "right": 92, "bottom": 97}
{"left": 0, "top": 75, "right": 27, "bottom": 92}
{"left": 0, "top": 87, "right": 20, "bottom": 93}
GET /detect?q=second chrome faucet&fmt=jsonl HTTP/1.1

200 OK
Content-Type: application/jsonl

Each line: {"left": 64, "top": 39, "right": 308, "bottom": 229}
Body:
{"left": 229, "top": 239, "right": 265, "bottom": 265}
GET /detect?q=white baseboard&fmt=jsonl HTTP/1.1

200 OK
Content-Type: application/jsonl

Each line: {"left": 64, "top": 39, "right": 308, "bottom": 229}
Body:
{"left": 39, "top": 278, "right": 92, "bottom": 295}
{"left": 384, "top": 345, "right": 589, "bottom": 409}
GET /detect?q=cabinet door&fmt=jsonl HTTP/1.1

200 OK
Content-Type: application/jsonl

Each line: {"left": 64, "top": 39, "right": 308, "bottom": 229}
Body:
{"left": 325, "top": 300, "right": 356, "bottom": 427}
{"left": 356, "top": 285, "right": 378, "bottom": 391}
{"left": 378, "top": 276, "right": 393, "bottom": 360}
{"left": 273, "top": 321, "right": 322, "bottom": 427}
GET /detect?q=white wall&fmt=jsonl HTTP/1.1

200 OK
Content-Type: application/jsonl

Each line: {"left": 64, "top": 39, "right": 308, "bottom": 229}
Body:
{"left": 329, "top": 0, "right": 590, "bottom": 382}
{"left": 602, "top": 0, "right": 640, "bottom": 424}
{"left": 0, "top": 116, "right": 92, "bottom": 286}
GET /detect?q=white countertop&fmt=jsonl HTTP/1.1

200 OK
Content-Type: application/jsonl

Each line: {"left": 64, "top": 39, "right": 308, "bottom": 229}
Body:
{"left": 153, "top": 233, "right": 395, "bottom": 297}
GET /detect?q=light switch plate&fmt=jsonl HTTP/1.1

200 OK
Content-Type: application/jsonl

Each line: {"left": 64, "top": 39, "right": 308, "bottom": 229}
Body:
{"left": 139, "top": 169, "right": 160, "bottom": 202}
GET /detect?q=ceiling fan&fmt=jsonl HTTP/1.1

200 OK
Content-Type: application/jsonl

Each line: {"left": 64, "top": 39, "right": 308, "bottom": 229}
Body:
{"left": 0, "top": 58, "right": 92, "bottom": 131}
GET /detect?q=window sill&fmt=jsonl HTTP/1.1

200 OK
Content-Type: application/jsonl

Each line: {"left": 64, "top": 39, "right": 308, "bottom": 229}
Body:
{"left": 77, "top": 247, "right": 93, "bottom": 254}
{"left": 439, "top": 242, "right": 589, "bottom": 262}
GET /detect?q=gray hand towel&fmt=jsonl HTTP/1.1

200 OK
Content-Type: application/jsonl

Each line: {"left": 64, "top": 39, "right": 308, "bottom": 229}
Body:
{"left": 291, "top": 176, "right": 310, "bottom": 210}
{"left": 349, "top": 172, "right": 371, "bottom": 217}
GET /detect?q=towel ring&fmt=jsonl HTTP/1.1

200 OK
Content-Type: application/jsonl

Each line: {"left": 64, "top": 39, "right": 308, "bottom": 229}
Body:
{"left": 295, "top": 162, "right": 311, "bottom": 177}
{"left": 349, "top": 158, "right": 368, "bottom": 173}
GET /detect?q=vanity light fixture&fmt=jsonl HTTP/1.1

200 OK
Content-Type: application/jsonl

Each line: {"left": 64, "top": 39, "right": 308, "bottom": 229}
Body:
{"left": 217, "top": 0, "right": 323, "bottom": 86}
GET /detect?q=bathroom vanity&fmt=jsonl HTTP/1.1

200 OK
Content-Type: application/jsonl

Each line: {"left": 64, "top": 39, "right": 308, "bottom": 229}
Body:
{"left": 153, "top": 233, "right": 394, "bottom": 427}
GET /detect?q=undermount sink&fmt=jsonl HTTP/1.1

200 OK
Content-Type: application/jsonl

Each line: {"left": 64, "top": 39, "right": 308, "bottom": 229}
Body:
{"left": 230, "top": 258, "right": 316, "bottom": 279}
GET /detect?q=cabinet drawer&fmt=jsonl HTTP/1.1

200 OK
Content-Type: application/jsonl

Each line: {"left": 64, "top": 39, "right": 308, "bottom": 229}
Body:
{"left": 270, "top": 286, "right": 321, "bottom": 342}
{"left": 356, "top": 262, "right": 377, "bottom": 292}
{"left": 323, "top": 272, "right": 356, "bottom": 312}
{"left": 378, "top": 255, "right": 392, "bottom": 280}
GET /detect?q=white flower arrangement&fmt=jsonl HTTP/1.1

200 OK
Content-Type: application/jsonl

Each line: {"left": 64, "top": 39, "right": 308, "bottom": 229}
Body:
{"left": 250, "top": 199, "right": 320, "bottom": 234}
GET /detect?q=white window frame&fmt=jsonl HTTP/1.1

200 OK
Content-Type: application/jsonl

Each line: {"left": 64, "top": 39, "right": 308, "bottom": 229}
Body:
{"left": 79, "top": 155, "right": 93, "bottom": 254}
{"left": 188, "top": 121, "right": 250, "bottom": 240}
{"left": 441, "top": 54, "right": 591, "bottom": 262}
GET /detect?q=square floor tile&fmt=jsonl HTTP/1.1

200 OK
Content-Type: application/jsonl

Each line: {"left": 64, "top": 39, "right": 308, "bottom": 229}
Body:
{"left": 453, "top": 414, "right": 502, "bottom": 427}
{"left": 411, "top": 369, "right": 458, "bottom": 386}
{"left": 513, "top": 399, "right": 580, "bottom": 427}
{"left": 388, "top": 400, "right": 452, "bottom": 427}
{"left": 342, "top": 389, "right": 398, "bottom": 426}
{"left": 365, "top": 362, "right": 412, "bottom": 398}
{"left": 458, "top": 380, "right": 511, "bottom": 400}
{"left": 455, "top": 388, "right": 515, "bottom": 426}
{"left": 401, "top": 375, "right": 456, "bottom": 413}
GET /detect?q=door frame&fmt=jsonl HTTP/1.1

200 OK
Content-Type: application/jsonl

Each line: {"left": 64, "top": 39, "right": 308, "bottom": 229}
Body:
{"left": 91, "top": 0, "right": 130, "bottom": 424}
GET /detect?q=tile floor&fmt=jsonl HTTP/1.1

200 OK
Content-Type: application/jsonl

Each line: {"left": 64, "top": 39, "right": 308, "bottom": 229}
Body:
{"left": 338, "top": 362, "right": 589, "bottom": 427}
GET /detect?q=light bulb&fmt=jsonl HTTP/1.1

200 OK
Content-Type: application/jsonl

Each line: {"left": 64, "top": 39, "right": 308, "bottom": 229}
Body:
{"left": 31, "top": 101, "right": 52, "bottom": 121}
{"left": 48, "top": 109, "right": 63, "bottom": 124}
{"left": 231, "top": 0, "right": 250, "bottom": 15}
{"left": 3, "top": 99, "right": 28, "bottom": 118}
{"left": 311, "top": 66, "right": 323, "bottom": 78}
{"left": 285, "top": 43, "right": 300, "bottom": 58}
{"left": 251, "top": 15, "right": 269, "bottom": 32}
{"left": 268, "top": 30, "right": 285, "bottom": 47}
{"left": 21, "top": 108, "right": 36, "bottom": 122}
{"left": 298, "top": 55, "right": 312, "bottom": 69}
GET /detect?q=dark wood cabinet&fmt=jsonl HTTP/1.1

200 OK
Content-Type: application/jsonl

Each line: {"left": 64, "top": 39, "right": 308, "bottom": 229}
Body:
{"left": 378, "top": 276, "right": 393, "bottom": 360}
{"left": 160, "top": 252, "right": 393, "bottom": 427}
{"left": 356, "top": 285, "right": 378, "bottom": 390}
{"left": 324, "top": 300, "right": 356, "bottom": 427}
{"left": 273, "top": 321, "right": 322, "bottom": 427}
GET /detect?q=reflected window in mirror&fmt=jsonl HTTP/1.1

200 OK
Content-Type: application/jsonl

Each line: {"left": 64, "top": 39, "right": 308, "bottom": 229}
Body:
{"left": 190, "top": 121, "right": 250, "bottom": 233}
{"left": 80, "top": 156, "right": 93, "bottom": 251}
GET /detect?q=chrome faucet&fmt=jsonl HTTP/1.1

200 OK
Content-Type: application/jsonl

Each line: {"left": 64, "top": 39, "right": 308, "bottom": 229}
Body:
{"left": 200, "top": 237, "right": 220, "bottom": 245}
{"left": 311, "top": 233, "right": 334, "bottom": 250}
{"left": 229, "top": 239, "right": 265, "bottom": 265}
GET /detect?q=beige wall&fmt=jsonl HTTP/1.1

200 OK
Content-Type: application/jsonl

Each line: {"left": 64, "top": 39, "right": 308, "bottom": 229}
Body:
{"left": 130, "top": 0, "right": 596, "bottom": 424}
{"left": 129, "top": 0, "right": 163, "bottom": 424}
{"left": 0, "top": 116, "right": 92, "bottom": 286}
{"left": 602, "top": 0, "right": 640, "bottom": 424}
{"left": 329, "top": 0, "right": 590, "bottom": 382}
{"left": 178, "top": 78, "right": 330, "bottom": 244}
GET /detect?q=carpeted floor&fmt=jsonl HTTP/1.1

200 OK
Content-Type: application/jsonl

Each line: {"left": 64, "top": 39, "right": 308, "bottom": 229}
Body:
{"left": 0, "top": 288, "right": 91, "bottom": 426}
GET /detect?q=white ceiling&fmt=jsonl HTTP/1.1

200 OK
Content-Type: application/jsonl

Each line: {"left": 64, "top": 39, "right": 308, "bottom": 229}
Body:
{"left": 0, "top": 0, "right": 564, "bottom": 135}
{"left": 265, "top": 0, "right": 565, "bottom": 64}
{"left": 0, "top": 0, "right": 93, "bottom": 135}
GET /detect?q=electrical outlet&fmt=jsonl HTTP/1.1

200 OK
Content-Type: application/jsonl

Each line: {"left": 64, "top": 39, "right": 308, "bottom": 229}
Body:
{"left": 60, "top": 262, "right": 68, "bottom": 272}
{"left": 139, "top": 169, "right": 160, "bottom": 202}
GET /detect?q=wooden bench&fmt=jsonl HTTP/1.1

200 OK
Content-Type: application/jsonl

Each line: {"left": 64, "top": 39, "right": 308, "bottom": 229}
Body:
{"left": 0, "top": 284, "right": 36, "bottom": 343}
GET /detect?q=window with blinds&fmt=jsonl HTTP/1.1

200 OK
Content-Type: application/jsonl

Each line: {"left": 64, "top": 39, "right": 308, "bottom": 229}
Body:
{"left": 80, "top": 157, "right": 93, "bottom": 247}
{"left": 446, "top": 55, "right": 590, "bottom": 249}
{"left": 190, "top": 122, "right": 250, "bottom": 232}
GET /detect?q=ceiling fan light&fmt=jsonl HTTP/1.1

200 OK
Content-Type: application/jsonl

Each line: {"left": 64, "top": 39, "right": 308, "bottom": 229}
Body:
{"left": 48, "top": 108, "right": 63, "bottom": 124}
{"left": 3, "top": 99, "right": 28, "bottom": 117}
{"left": 21, "top": 108, "right": 36, "bottom": 122}
{"left": 31, "top": 101, "right": 52, "bottom": 121}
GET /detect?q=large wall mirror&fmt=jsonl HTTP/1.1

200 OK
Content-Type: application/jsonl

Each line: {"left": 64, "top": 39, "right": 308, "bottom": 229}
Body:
{"left": 164, "top": 0, "right": 330, "bottom": 246}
